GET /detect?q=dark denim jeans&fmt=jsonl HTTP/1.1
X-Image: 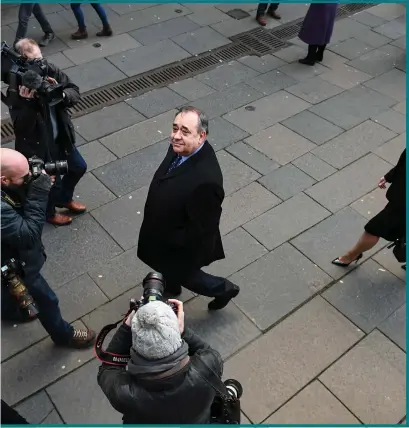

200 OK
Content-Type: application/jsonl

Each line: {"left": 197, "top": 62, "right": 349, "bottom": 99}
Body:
{"left": 47, "top": 147, "right": 87, "bottom": 217}
{"left": 15, "top": 3, "right": 53, "bottom": 42}
{"left": 70, "top": 3, "right": 109, "bottom": 29}
{"left": 2, "top": 273, "right": 73, "bottom": 345}
{"left": 256, "top": 3, "right": 279, "bottom": 16}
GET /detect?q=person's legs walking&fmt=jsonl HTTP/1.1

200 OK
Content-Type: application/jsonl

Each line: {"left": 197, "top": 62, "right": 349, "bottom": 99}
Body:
{"left": 256, "top": 3, "right": 268, "bottom": 25}
{"left": 332, "top": 231, "right": 379, "bottom": 266}
{"left": 46, "top": 174, "right": 73, "bottom": 226}
{"left": 14, "top": 4, "right": 35, "bottom": 45}
{"left": 32, "top": 3, "right": 55, "bottom": 47}
{"left": 71, "top": 3, "right": 88, "bottom": 39}
{"left": 91, "top": 4, "right": 113, "bottom": 37}
{"left": 267, "top": 3, "right": 281, "bottom": 19}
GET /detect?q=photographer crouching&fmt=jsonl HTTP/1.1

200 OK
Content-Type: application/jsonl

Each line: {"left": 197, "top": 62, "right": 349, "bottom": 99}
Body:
{"left": 1, "top": 147, "right": 95, "bottom": 348}
{"left": 3, "top": 38, "right": 87, "bottom": 226}
{"left": 97, "top": 273, "right": 242, "bottom": 424}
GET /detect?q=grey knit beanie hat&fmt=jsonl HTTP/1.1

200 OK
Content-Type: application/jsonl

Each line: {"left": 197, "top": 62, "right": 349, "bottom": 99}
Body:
{"left": 131, "top": 301, "right": 182, "bottom": 360}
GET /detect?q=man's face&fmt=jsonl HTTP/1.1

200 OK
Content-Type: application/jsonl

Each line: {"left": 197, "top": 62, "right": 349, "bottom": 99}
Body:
{"left": 171, "top": 111, "right": 206, "bottom": 156}
{"left": 1, "top": 163, "right": 30, "bottom": 189}
{"left": 21, "top": 44, "right": 43, "bottom": 61}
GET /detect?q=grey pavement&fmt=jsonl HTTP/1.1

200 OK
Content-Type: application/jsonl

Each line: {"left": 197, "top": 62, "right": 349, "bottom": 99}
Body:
{"left": 1, "top": 3, "right": 406, "bottom": 424}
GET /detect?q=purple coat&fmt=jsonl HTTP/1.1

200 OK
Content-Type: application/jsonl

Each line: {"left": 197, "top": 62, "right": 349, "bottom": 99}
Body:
{"left": 299, "top": 3, "right": 338, "bottom": 46}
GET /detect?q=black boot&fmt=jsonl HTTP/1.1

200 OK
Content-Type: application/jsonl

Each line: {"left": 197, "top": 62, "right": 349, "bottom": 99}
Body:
{"left": 299, "top": 45, "right": 318, "bottom": 66}
{"left": 208, "top": 284, "right": 240, "bottom": 311}
{"left": 316, "top": 44, "right": 326, "bottom": 62}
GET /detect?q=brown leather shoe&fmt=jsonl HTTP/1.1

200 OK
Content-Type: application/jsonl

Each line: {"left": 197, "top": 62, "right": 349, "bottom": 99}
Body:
{"left": 71, "top": 28, "right": 88, "bottom": 39}
{"left": 256, "top": 14, "right": 267, "bottom": 26}
{"left": 56, "top": 201, "right": 87, "bottom": 214}
{"left": 67, "top": 328, "right": 96, "bottom": 349}
{"left": 267, "top": 9, "right": 281, "bottom": 19}
{"left": 47, "top": 213, "right": 73, "bottom": 226}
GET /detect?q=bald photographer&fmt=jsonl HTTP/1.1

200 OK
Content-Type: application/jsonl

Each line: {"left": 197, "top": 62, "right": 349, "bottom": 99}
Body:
{"left": 3, "top": 38, "right": 87, "bottom": 226}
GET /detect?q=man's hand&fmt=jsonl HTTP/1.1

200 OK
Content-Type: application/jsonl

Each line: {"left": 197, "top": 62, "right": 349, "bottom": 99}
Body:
{"left": 378, "top": 176, "right": 387, "bottom": 189}
{"left": 46, "top": 76, "right": 58, "bottom": 85}
{"left": 19, "top": 86, "right": 36, "bottom": 99}
{"left": 125, "top": 310, "right": 136, "bottom": 327}
{"left": 168, "top": 299, "right": 185, "bottom": 334}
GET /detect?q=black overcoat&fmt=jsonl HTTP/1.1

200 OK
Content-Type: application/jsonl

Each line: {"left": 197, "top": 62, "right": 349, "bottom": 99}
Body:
{"left": 137, "top": 141, "right": 225, "bottom": 278}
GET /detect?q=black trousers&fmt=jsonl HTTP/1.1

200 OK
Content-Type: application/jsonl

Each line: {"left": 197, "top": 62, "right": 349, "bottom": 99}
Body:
{"left": 166, "top": 269, "right": 236, "bottom": 298}
{"left": 1, "top": 400, "right": 29, "bottom": 424}
{"left": 15, "top": 3, "right": 53, "bottom": 41}
{"left": 256, "top": 3, "right": 279, "bottom": 16}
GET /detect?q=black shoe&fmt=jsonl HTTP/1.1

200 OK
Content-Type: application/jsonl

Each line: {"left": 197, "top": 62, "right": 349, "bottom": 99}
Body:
{"left": 299, "top": 44, "right": 318, "bottom": 66}
{"left": 208, "top": 285, "right": 240, "bottom": 311}
{"left": 316, "top": 44, "right": 326, "bottom": 62}
{"left": 39, "top": 32, "right": 55, "bottom": 47}
{"left": 331, "top": 253, "right": 363, "bottom": 267}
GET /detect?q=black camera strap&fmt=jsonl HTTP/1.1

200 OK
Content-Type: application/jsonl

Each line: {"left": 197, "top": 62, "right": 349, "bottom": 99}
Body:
{"left": 1, "top": 190, "right": 20, "bottom": 208}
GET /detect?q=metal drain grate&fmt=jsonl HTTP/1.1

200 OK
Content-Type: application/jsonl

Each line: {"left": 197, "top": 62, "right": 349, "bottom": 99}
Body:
{"left": 270, "top": 20, "right": 303, "bottom": 41}
{"left": 233, "top": 28, "right": 287, "bottom": 55}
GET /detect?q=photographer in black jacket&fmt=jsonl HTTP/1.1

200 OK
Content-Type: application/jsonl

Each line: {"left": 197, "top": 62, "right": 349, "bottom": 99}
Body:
{"left": 1, "top": 148, "right": 95, "bottom": 348}
{"left": 98, "top": 299, "right": 223, "bottom": 424}
{"left": 7, "top": 38, "right": 87, "bottom": 226}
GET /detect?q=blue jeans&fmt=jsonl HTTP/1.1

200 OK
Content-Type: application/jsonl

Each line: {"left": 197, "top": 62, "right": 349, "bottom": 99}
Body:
{"left": 70, "top": 3, "right": 109, "bottom": 29}
{"left": 2, "top": 273, "right": 73, "bottom": 345}
{"left": 47, "top": 147, "right": 87, "bottom": 217}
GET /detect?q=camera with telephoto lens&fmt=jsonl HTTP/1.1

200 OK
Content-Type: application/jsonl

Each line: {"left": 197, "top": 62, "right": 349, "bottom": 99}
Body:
{"left": 28, "top": 156, "right": 68, "bottom": 178}
{"left": 1, "top": 259, "right": 39, "bottom": 319}
{"left": 129, "top": 272, "right": 178, "bottom": 314}
{"left": 211, "top": 379, "right": 243, "bottom": 424}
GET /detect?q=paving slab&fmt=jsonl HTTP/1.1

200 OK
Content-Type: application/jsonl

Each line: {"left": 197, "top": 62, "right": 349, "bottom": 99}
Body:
{"left": 393, "top": 100, "right": 406, "bottom": 114}
{"left": 1, "top": 320, "right": 93, "bottom": 406}
{"left": 41, "top": 214, "right": 122, "bottom": 286}
{"left": 126, "top": 87, "right": 187, "bottom": 118}
{"left": 64, "top": 58, "right": 127, "bottom": 93}
{"left": 106, "top": 3, "right": 157, "bottom": 15}
{"left": 282, "top": 110, "right": 344, "bottom": 145}
{"left": 373, "top": 19, "right": 406, "bottom": 40}
{"left": 329, "top": 38, "right": 375, "bottom": 60}
{"left": 323, "top": 259, "right": 405, "bottom": 333}
{"left": 205, "top": 227, "right": 268, "bottom": 278}
{"left": 292, "top": 152, "right": 337, "bottom": 181}
{"left": 312, "top": 120, "right": 396, "bottom": 169}
{"left": 231, "top": 243, "right": 332, "bottom": 331}
{"left": 129, "top": 16, "right": 200, "bottom": 45}
{"left": 73, "top": 103, "right": 146, "bottom": 141}
{"left": 216, "top": 150, "right": 260, "bottom": 196}
{"left": 98, "top": 110, "right": 175, "bottom": 158}
{"left": 244, "top": 69, "right": 298, "bottom": 96}
{"left": 91, "top": 185, "right": 149, "bottom": 251}
{"left": 391, "top": 35, "right": 406, "bottom": 50}
{"left": 63, "top": 33, "right": 141, "bottom": 65}
{"left": 378, "top": 304, "right": 406, "bottom": 351}
{"left": 372, "top": 247, "right": 406, "bottom": 282}
{"left": 186, "top": 7, "right": 232, "bottom": 26}
{"left": 277, "top": 61, "right": 329, "bottom": 82}
{"left": 191, "top": 83, "right": 263, "bottom": 119}
{"left": 318, "top": 63, "right": 373, "bottom": 90}
{"left": 210, "top": 15, "right": 259, "bottom": 38}
{"left": 364, "top": 68, "right": 406, "bottom": 102}
{"left": 69, "top": 172, "right": 116, "bottom": 212}
{"left": 350, "top": 188, "right": 389, "bottom": 221}
{"left": 238, "top": 54, "right": 286, "bottom": 73}
{"left": 196, "top": 61, "right": 259, "bottom": 92}
{"left": 207, "top": 117, "right": 250, "bottom": 152}
{"left": 259, "top": 164, "right": 316, "bottom": 201}
{"left": 88, "top": 246, "right": 149, "bottom": 299}
{"left": 184, "top": 296, "right": 261, "bottom": 360}
{"left": 243, "top": 192, "right": 330, "bottom": 251}
{"left": 93, "top": 140, "right": 169, "bottom": 196}
{"left": 320, "top": 330, "right": 406, "bottom": 424}
{"left": 309, "top": 86, "right": 396, "bottom": 130}
{"left": 347, "top": 45, "right": 404, "bottom": 77}
{"left": 226, "top": 141, "right": 280, "bottom": 175}
{"left": 244, "top": 123, "right": 316, "bottom": 165}
{"left": 351, "top": 11, "right": 389, "bottom": 28}
{"left": 42, "top": 410, "right": 63, "bottom": 424}
{"left": 224, "top": 296, "right": 363, "bottom": 423}
{"left": 220, "top": 181, "right": 281, "bottom": 236}
{"left": 265, "top": 380, "right": 360, "bottom": 424}
{"left": 107, "top": 39, "right": 190, "bottom": 77}
{"left": 351, "top": 28, "right": 392, "bottom": 50}
{"left": 285, "top": 76, "right": 344, "bottom": 105}
{"left": 171, "top": 26, "right": 231, "bottom": 55}
{"left": 78, "top": 141, "right": 117, "bottom": 172}
{"left": 366, "top": 3, "right": 406, "bottom": 21}
{"left": 47, "top": 52, "right": 75, "bottom": 70}
{"left": 291, "top": 207, "right": 388, "bottom": 280}
{"left": 330, "top": 17, "right": 371, "bottom": 43}
{"left": 372, "top": 110, "right": 406, "bottom": 134}
{"left": 373, "top": 133, "right": 406, "bottom": 165}
{"left": 47, "top": 359, "right": 121, "bottom": 424}
{"left": 13, "top": 391, "right": 55, "bottom": 425}
{"left": 317, "top": 50, "right": 349, "bottom": 70}
{"left": 169, "top": 77, "right": 215, "bottom": 101}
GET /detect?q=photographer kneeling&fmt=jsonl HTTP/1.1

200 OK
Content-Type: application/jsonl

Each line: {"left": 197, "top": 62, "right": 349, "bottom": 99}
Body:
{"left": 98, "top": 298, "right": 228, "bottom": 424}
{"left": 1, "top": 148, "right": 95, "bottom": 348}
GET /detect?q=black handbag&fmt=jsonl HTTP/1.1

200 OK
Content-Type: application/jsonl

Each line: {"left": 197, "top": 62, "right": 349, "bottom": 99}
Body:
{"left": 191, "top": 355, "right": 241, "bottom": 424}
{"left": 388, "top": 237, "right": 406, "bottom": 263}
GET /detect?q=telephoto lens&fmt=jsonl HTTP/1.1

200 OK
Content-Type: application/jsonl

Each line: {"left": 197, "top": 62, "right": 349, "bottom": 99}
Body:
{"left": 224, "top": 379, "right": 243, "bottom": 399}
{"left": 44, "top": 160, "right": 68, "bottom": 176}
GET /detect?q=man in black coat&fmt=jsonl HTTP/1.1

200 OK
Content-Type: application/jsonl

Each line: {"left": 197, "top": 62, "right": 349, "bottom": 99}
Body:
{"left": 137, "top": 106, "right": 240, "bottom": 310}
{"left": 7, "top": 38, "right": 87, "bottom": 226}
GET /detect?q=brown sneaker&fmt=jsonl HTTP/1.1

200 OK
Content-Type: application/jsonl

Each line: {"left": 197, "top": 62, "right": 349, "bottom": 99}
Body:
{"left": 56, "top": 200, "right": 87, "bottom": 214}
{"left": 68, "top": 328, "right": 96, "bottom": 349}
{"left": 71, "top": 28, "right": 88, "bottom": 40}
{"left": 267, "top": 9, "right": 281, "bottom": 19}
{"left": 47, "top": 213, "right": 73, "bottom": 226}
{"left": 96, "top": 24, "right": 113, "bottom": 37}
{"left": 256, "top": 14, "right": 267, "bottom": 26}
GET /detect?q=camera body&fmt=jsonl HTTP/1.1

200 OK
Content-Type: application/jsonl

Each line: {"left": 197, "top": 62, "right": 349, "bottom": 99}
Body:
{"left": 1, "top": 258, "right": 39, "bottom": 318}
{"left": 28, "top": 156, "right": 68, "bottom": 178}
{"left": 129, "top": 272, "right": 178, "bottom": 314}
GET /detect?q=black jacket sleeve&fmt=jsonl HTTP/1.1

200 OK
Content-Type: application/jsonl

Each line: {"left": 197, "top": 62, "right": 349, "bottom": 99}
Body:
{"left": 47, "top": 62, "right": 80, "bottom": 108}
{"left": 1, "top": 175, "right": 51, "bottom": 250}
{"left": 7, "top": 92, "right": 40, "bottom": 137}
{"left": 385, "top": 149, "right": 406, "bottom": 183}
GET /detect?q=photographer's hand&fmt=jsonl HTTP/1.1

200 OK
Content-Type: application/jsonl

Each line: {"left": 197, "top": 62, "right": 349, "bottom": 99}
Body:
{"left": 46, "top": 76, "right": 58, "bottom": 85}
{"left": 168, "top": 299, "right": 185, "bottom": 334}
{"left": 124, "top": 310, "right": 136, "bottom": 327}
{"left": 19, "top": 86, "right": 36, "bottom": 99}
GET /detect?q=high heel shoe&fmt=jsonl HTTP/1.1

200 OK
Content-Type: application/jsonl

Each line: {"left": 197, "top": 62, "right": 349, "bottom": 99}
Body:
{"left": 331, "top": 253, "right": 363, "bottom": 267}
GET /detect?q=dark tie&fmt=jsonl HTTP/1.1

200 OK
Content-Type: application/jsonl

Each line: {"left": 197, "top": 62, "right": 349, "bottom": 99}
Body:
{"left": 167, "top": 155, "right": 182, "bottom": 174}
